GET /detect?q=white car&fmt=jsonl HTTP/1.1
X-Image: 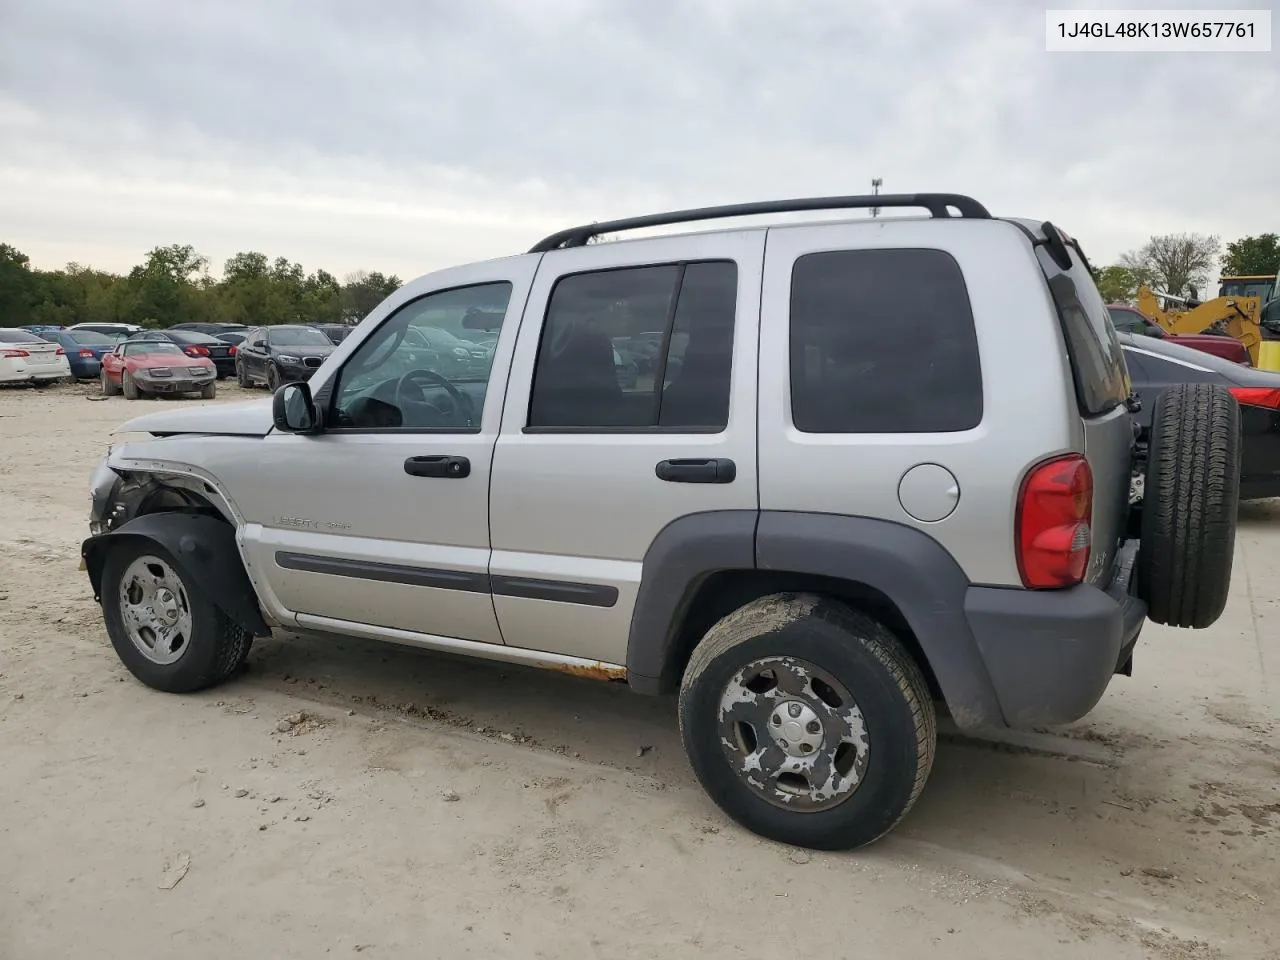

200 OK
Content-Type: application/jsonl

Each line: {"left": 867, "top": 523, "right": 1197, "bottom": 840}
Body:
{"left": 0, "top": 328, "right": 72, "bottom": 386}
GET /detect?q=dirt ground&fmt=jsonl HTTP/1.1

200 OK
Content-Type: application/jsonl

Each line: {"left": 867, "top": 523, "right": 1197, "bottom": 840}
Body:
{"left": 0, "top": 379, "right": 1277, "bottom": 960}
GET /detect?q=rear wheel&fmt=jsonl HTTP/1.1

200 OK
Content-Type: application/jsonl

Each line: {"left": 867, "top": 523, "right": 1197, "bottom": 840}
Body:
{"left": 678, "top": 593, "right": 935, "bottom": 851}
{"left": 100, "top": 540, "right": 252, "bottom": 693}
{"left": 1138, "top": 383, "right": 1240, "bottom": 628}
{"left": 122, "top": 371, "right": 140, "bottom": 400}
{"left": 200, "top": 380, "right": 217, "bottom": 400}
{"left": 236, "top": 361, "right": 252, "bottom": 388}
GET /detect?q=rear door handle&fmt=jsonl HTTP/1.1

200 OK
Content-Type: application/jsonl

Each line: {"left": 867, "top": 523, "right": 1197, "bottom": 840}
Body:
{"left": 655, "top": 458, "right": 736, "bottom": 484}
{"left": 404, "top": 455, "right": 471, "bottom": 479}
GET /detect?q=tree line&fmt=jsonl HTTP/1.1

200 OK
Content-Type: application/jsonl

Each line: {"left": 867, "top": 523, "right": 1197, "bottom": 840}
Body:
{"left": 0, "top": 242, "right": 403, "bottom": 329}
{"left": 1092, "top": 232, "right": 1279, "bottom": 305}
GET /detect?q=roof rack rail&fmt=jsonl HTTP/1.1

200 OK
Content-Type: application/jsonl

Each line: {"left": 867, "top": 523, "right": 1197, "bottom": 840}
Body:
{"left": 528, "top": 193, "right": 990, "bottom": 252}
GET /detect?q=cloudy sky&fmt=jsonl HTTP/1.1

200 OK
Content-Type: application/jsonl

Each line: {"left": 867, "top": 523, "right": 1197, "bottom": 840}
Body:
{"left": 1, "top": 0, "right": 1275, "bottom": 281}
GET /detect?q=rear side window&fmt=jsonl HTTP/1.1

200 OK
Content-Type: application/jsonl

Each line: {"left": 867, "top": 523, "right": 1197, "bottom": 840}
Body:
{"left": 528, "top": 260, "right": 738, "bottom": 431}
{"left": 789, "top": 248, "right": 983, "bottom": 433}
{"left": 1037, "top": 248, "right": 1129, "bottom": 417}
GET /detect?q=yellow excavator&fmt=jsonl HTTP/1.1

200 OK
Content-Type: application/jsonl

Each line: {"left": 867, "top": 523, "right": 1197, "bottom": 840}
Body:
{"left": 1135, "top": 285, "right": 1265, "bottom": 366}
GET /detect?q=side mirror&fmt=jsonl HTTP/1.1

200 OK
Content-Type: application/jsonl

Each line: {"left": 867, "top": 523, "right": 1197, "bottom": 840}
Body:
{"left": 273, "top": 382, "right": 322, "bottom": 434}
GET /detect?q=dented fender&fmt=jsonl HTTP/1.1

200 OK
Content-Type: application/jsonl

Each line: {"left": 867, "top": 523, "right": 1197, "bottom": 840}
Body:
{"left": 82, "top": 512, "right": 271, "bottom": 637}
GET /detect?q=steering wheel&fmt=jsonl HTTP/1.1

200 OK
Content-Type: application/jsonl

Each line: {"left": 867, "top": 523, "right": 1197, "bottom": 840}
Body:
{"left": 394, "top": 369, "right": 475, "bottom": 426}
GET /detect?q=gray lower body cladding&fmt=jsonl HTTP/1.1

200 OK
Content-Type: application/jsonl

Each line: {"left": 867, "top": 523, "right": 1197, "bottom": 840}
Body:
{"left": 626, "top": 510, "right": 1145, "bottom": 730}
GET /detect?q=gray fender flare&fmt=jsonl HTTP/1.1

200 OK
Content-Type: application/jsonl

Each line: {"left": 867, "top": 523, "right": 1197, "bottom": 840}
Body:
{"left": 82, "top": 512, "right": 271, "bottom": 637}
{"left": 625, "top": 510, "right": 1005, "bottom": 729}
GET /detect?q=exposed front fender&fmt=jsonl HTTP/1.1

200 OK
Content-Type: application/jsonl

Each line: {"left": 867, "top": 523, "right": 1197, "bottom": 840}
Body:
{"left": 82, "top": 512, "right": 271, "bottom": 637}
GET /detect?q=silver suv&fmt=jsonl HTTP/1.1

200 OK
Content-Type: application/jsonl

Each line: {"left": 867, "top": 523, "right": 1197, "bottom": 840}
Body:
{"left": 82, "top": 194, "right": 1241, "bottom": 850}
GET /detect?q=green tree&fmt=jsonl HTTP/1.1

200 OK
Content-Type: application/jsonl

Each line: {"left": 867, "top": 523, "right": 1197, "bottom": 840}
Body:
{"left": 1222, "top": 234, "right": 1280, "bottom": 277}
{"left": 1093, "top": 265, "right": 1140, "bottom": 304}
{"left": 0, "top": 243, "right": 37, "bottom": 325}
{"left": 341, "top": 270, "right": 402, "bottom": 321}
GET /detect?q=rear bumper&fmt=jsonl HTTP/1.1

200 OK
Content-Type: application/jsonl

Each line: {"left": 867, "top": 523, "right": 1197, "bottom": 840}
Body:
{"left": 964, "top": 540, "right": 1146, "bottom": 728}
{"left": 211, "top": 357, "right": 236, "bottom": 377}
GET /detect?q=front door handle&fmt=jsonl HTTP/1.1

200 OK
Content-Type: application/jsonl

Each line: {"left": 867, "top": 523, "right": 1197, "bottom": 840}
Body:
{"left": 655, "top": 458, "right": 736, "bottom": 484}
{"left": 404, "top": 455, "right": 471, "bottom": 479}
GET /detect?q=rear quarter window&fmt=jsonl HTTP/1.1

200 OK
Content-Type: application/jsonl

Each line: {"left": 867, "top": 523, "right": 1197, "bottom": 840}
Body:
{"left": 1037, "top": 249, "right": 1129, "bottom": 417}
{"left": 789, "top": 248, "right": 983, "bottom": 433}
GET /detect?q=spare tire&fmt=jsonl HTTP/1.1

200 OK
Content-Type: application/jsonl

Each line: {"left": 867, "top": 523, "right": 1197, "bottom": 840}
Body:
{"left": 1138, "top": 383, "right": 1240, "bottom": 628}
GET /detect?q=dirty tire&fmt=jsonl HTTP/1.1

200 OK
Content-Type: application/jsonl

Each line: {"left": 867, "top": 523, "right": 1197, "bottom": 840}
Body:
{"left": 100, "top": 538, "right": 253, "bottom": 693}
{"left": 1138, "top": 383, "right": 1240, "bottom": 628}
{"left": 100, "top": 369, "right": 120, "bottom": 396}
{"left": 237, "top": 361, "right": 251, "bottom": 388}
{"left": 266, "top": 363, "right": 280, "bottom": 391}
{"left": 200, "top": 380, "right": 217, "bottom": 400}
{"left": 122, "top": 371, "right": 140, "bottom": 400}
{"left": 678, "top": 593, "right": 935, "bottom": 851}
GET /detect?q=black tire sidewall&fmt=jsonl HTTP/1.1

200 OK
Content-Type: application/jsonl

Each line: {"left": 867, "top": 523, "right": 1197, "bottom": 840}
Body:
{"left": 100, "top": 540, "right": 229, "bottom": 693}
{"left": 267, "top": 364, "right": 280, "bottom": 391}
{"left": 680, "top": 616, "right": 928, "bottom": 850}
{"left": 237, "top": 362, "right": 250, "bottom": 388}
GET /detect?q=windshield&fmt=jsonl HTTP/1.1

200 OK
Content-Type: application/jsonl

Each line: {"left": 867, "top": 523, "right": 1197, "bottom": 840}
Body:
{"left": 1220, "top": 279, "right": 1275, "bottom": 301}
{"left": 123, "top": 341, "right": 185, "bottom": 357}
{"left": 269, "top": 327, "right": 333, "bottom": 347}
{"left": 0, "top": 329, "right": 41, "bottom": 343}
{"left": 68, "top": 331, "right": 114, "bottom": 345}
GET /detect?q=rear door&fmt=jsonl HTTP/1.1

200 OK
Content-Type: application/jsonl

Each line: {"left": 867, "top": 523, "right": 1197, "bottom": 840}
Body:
{"left": 488, "top": 232, "right": 763, "bottom": 665}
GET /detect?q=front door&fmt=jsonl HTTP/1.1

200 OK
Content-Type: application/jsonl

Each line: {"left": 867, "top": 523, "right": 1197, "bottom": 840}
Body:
{"left": 488, "top": 233, "right": 763, "bottom": 665}
{"left": 231, "top": 259, "right": 539, "bottom": 645}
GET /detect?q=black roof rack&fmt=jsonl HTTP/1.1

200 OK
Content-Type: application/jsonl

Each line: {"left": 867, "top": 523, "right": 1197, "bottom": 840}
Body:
{"left": 528, "top": 193, "right": 990, "bottom": 252}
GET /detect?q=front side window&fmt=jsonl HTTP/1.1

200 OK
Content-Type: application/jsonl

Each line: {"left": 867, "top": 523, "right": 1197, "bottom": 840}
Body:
{"left": 789, "top": 248, "right": 983, "bottom": 433}
{"left": 330, "top": 282, "right": 513, "bottom": 431}
{"left": 528, "top": 260, "right": 738, "bottom": 430}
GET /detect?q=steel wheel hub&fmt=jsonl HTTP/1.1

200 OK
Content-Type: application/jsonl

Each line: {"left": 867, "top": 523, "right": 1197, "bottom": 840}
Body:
{"left": 717, "top": 656, "right": 869, "bottom": 812}
{"left": 118, "top": 555, "right": 194, "bottom": 665}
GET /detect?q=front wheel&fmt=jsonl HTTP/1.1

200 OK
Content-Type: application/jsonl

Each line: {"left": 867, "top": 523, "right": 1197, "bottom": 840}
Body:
{"left": 100, "top": 540, "right": 252, "bottom": 693}
{"left": 122, "top": 371, "right": 140, "bottom": 400}
{"left": 678, "top": 593, "right": 935, "bottom": 851}
{"left": 101, "top": 369, "right": 120, "bottom": 396}
{"left": 266, "top": 363, "right": 281, "bottom": 391}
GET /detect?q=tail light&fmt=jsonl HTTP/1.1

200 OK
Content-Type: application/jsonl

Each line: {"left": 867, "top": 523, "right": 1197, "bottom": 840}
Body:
{"left": 1228, "top": 386, "right": 1280, "bottom": 409}
{"left": 185, "top": 346, "right": 210, "bottom": 357}
{"left": 55, "top": 347, "right": 65, "bottom": 355}
{"left": 228, "top": 345, "right": 237, "bottom": 356}
{"left": 78, "top": 350, "right": 94, "bottom": 358}
{"left": 1016, "top": 454, "right": 1093, "bottom": 589}
{"left": 0, "top": 348, "right": 30, "bottom": 358}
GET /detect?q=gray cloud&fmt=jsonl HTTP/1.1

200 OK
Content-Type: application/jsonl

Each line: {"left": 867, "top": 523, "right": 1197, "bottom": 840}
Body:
{"left": 1, "top": 0, "right": 1276, "bottom": 279}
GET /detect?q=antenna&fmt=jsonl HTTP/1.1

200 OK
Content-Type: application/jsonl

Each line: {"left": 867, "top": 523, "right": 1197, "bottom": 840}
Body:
{"left": 870, "top": 178, "right": 883, "bottom": 218}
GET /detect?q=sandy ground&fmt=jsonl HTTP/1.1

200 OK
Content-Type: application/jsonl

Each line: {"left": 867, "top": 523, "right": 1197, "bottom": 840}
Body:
{"left": 0, "top": 379, "right": 1277, "bottom": 960}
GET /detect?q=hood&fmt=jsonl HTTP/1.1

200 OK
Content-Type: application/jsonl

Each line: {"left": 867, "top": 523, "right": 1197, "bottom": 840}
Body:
{"left": 114, "top": 397, "right": 276, "bottom": 437}
{"left": 273, "top": 342, "right": 335, "bottom": 357}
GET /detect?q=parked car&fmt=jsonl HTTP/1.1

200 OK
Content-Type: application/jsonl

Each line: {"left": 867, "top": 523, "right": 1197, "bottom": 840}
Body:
{"left": 308, "top": 323, "right": 354, "bottom": 345}
{"left": 1120, "top": 330, "right": 1280, "bottom": 501}
{"left": 127, "top": 330, "right": 237, "bottom": 379}
{"left": 20, "top": 324, "right": 67, "bottom": 334}
{"left": 81, "top": 193, "right": 1240, "bottom": 852}
{"left": 38, "top": 329, "right": 117, "bottom": 380}
{"left": 1108, "top": 304, "right": 1251, "bottom": 365}
{"left": 0, "top": 328, "right": 71, "bottom": 386}
{"left": 169, "top": 322, "right": 249, "bottom": 336}
{"left": 69, "top": 322, "right": 143, "bottom": 339}
{"left": 100, "top": 339, "right": 217, "bottom": 399}
{"left": 216, "top": 331, "right": 247, "bottom": 346}
{"left": 234, "top": 324, "right": 336, "bottom": 390}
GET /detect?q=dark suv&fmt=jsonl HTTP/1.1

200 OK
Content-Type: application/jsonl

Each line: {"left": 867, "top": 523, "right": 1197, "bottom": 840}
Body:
{"left": 235, "top": 324, "right": 336, "bottom": 390}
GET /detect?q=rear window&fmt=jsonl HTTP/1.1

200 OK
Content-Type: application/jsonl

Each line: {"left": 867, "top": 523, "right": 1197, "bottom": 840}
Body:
{"left": 1037, "top": 248, "right": 1129, "bottom": 417}
{"left": 68, "top": 331, "right": 114, "bottom": 345}
{"left": 789, "top": 248, "right": 983, "bottom": 433}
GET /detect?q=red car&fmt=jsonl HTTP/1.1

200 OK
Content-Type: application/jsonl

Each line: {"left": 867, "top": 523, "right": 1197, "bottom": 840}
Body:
{"left": 1107, "top": 304, "right": 1250, "bottom": 365}
{"left": 100, "top": 339, "right": 218, "bottom": 400}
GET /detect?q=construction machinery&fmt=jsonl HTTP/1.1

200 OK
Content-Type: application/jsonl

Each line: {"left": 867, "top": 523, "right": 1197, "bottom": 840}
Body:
{"left": 1135, "top": 285, "right": 1265, "bottom": 366}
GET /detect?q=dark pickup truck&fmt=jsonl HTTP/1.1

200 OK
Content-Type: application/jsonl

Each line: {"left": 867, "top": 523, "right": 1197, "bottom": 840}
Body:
{"left": 1107, "top": 305, "right": 1250, "bottom": 365}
